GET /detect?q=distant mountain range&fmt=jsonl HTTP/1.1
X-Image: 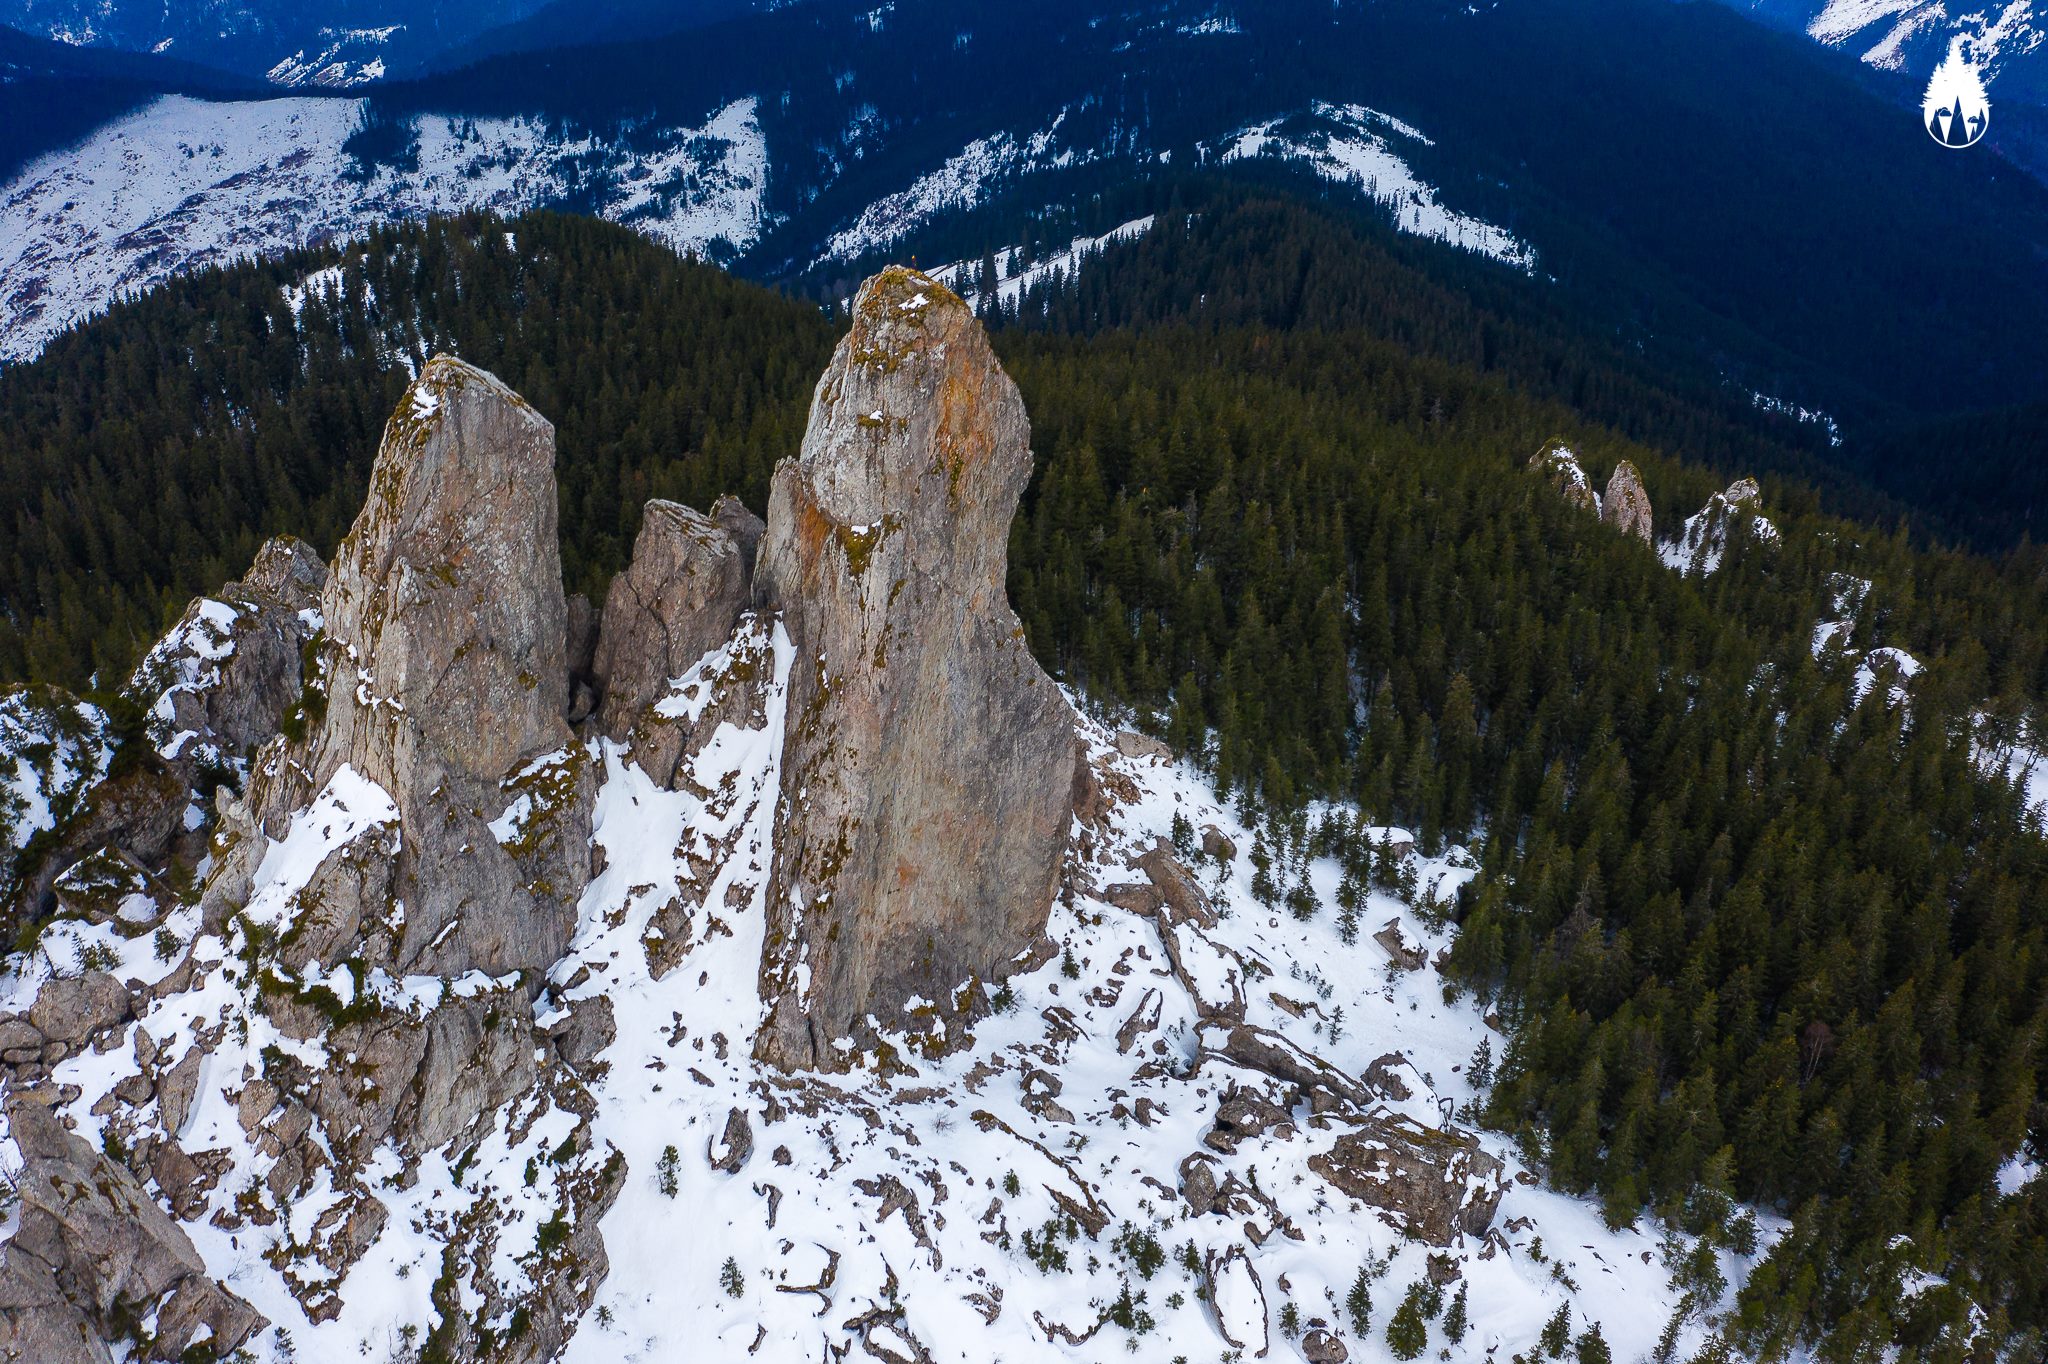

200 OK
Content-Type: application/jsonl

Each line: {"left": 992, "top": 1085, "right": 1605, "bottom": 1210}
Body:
{"left": 2, "top": 0, "right": 2044, "bottom": 519}
{"left": 0, "top": 0, "right": 759, "bottom": 84}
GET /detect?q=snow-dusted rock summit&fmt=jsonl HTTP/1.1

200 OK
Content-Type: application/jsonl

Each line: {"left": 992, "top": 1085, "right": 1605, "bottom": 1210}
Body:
{"left": 752, "top": 266, "right": 1079, "bottom": 1071}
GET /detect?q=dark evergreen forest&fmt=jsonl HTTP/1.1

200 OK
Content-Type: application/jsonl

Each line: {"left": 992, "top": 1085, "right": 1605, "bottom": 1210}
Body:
{"left": 2, "top": 202, "right": 2045, "bottom": 1359}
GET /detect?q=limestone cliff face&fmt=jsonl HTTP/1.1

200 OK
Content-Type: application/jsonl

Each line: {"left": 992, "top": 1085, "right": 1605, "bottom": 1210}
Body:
{"left": 1601, "top": 459, "right": 1654, "bottom": 543}
{"left": 234, "top": 357, "right": 593, "bottom": 980}
{"left": 752, "top": 267, "right": 1076, "bottom": 1070}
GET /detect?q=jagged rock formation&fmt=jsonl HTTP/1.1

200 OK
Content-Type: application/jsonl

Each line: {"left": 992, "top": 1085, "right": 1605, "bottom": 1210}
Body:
{"left": 1660, "top": 475, "right": 1778, "bottom": 576}
{"left": 167, "top": 357, "right": 618, "bottom": 1351}
{"left": 4, "top": 536, "right": 325, "bottom": 928}
{"left": 593, "top": 499, "right": 750, "bottom": 738}
{"left": 752, "top": 266, "right": 1076, "bottom": 1070}
{"left": 1601, "top": 459, "right": 1653, "bottom": 542}
{"left": 0, "top": 1104, "right": 265, "bottom": 1361}
{"left": 1528, "top": 438, "right": 1599, "bottom": 515}
{"left": 0, "top": 279, "right": 1675, "bottom": 1364}
{"left": 130, "top": 534, "right": 325, "bottom": 772}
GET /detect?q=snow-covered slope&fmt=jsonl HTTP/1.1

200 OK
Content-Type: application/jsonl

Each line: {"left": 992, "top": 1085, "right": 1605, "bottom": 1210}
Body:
{"left": 1791, "top": 0, "right": 2043, "bottom": 75}
{"left": 0, "top": 631, "right": 1762, "bottom": 1361}
{"left": 820, "top": 110, "right": 1099, "bottom": 261}
{"left": 927, "top": 216, "right": 1156, "bottom": 312}
{"left": 1214, "top": 102, "right": 1536, "bottom": 272}
{"left": 0, "top": 93, "right": 769, "bottom": 365}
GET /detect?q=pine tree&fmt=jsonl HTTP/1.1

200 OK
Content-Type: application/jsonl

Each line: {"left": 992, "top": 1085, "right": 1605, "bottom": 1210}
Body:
{"left": 1443, "top": 1282, "right": 1469, "bottom": 1343}
{"left": 1540, "top": 1303, "right": 1572, "bottom": 1359}
{"left": 1387, "top": 1289, "right": 1429, "bottom": 1361}
{"left": 1346, "top": 1267, "right": 1372, "bottom": 1337}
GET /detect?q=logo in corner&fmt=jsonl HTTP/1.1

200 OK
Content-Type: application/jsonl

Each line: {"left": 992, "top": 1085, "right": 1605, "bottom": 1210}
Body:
{"left": 1924, "top": 43, "right": 1991, "bottom": 148}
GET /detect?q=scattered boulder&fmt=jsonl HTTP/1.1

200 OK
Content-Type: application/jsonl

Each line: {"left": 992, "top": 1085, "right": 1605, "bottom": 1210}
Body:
{"left": 1302, "top": 1325, "right": 1349, "bottom": 1362}
{"left": 25, "top": 972, "right": 131, "bottom": 1049}
{"left": 1115, "top": 729, "right": 1171, "bottom": 762}
{"left": 1363, "top": 1052, "right": 1416, "bottom": 1102}
{"left": 1209, "top": 1082, "right": 1296, "bottom": 1149}
{"left": 753, "top": 268, "right": 1075, "bottom": 1069}
{"left": 547, "top": 995, "right": 617, "bottom": 1069}
{"left": 1373, "top": 918, "right": 1426, "bottom": 971}
{"left": 1102, "top": 882, "right": 1164, "bottom": 917}
{"left": 1201, "top": 1022, "right": 1373, "bottom": 1110}
{"left": 593, "top": 499, "right": 750, "bottom": 738}
{"left": 709, "top": 1106, "right": 754, "bottom": 1173}
{"left": 1136, "top": 842, "right": 1218, "bottom": 928}
{"left": 1600, "top": 459, "right": 1653, "bottom": 543}
{"left": 1200, "top": 825, "right": 1237, "bottom": 862}
{"left": 1179, "top": 1152, "right": 1222, "bottom": 1216}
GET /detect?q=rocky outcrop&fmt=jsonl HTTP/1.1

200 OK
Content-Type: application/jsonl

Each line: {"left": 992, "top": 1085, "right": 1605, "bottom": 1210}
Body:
{"left": 219, "top": 356, "right": 593, "bottom": 981}
{"left": 5, "top": 762, "right": 186, "bottom": 927}
{"left": 1528, "top": 439, "right": 1599, "bottom": 515}
{"left": 1600, "top": 459, "right": 1653, "bottom": 543}
{"left": 130, "top": 535, "right": 326, "bottom": 769}
{"left": 1201, "top": 1021, "right": 1375, "bottom": 1110}
{"left": 1307, "top": 1115, "right": 1508, "bottom": 1246}
{"left": 0, "top": 1103, "right": 264, "bottom": 1360}
{"left": 4, "top": 537, "right": 326, "bottom": 930}
{"left": 593, "top": 499, "right": 750, "bottom": 738}
{"left": 752, "top": 267, "right": 1075, "bottom": 1070}
{"left": 1660, "top": 476, "right": 1777, "bottom": 577}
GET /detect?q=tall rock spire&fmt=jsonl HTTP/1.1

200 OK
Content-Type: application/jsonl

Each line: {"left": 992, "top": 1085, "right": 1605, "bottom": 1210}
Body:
{"left": 1601, "top": 459, "right": 1653, "bottom": 543}
{"left": 752, "top": 266, "right": 1077, "bottom": 1070}
{"left": 216, "top": 356, "right": 593, "bottom": 981}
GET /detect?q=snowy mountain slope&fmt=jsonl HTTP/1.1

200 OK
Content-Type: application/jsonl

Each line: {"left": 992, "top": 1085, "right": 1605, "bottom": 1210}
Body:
{"left": 0, "top": 93, "right": 767, "bottom": 365}
{"left": 927, "top": 216, "right": 1158, "bottom": 313}
{"left": 0, "top": 87, "right": 1533, "bottom": 367}
{"left": 1735, "top": 0, "right": 2045, "bottom": 77}
{"left": 1214, "top": 102, "right": 1536, "bottom": 272}
{"left": 0, "top": 647, "right": 1759, "bottom": 1363}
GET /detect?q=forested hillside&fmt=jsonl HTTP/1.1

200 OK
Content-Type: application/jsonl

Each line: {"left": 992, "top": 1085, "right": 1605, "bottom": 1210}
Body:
{"left": 2, "top": 203, "right": 2046, "bottom": 1357}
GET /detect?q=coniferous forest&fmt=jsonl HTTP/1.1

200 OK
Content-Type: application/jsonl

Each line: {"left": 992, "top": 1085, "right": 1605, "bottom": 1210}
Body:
{"left": 2, "top": 200, "right": 2046, "bottom": 1359}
